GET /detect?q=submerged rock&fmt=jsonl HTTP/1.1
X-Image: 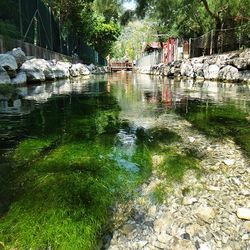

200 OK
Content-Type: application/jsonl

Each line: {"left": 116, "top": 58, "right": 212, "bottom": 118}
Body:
{"left": 196, "top": 206, "right": 216, "bottom": 223}
{"left": 237, "top": 208, "right": 250, "bottom": 220}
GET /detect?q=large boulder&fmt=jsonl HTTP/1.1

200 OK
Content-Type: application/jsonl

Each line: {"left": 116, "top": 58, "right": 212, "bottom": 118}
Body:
{"left": 180, "top": 60, "right": 194, "bottom": 77}
{"left": 239, "top": 49, "right": 250, "bottom": 59}
{"left": 0, "top": 54, "right": 18, "bottom": 78}
{"left": 31, "top": 59, "right": 56, "bottom": 80}
{"left": 7, "top": 47, "right": 27, "bottom": 67}
{"left": 69, "top": 63, "right": 81, "bottom": 77}
{"left": 87, "top": 64, "right": 96, "bottom": 72}
{"left": 239, "top": 70, "right": 250, "bottom": 83}
{"left": 50, "top": 61, "right": 71, "bottom": 79}
{"left": 192, "top": 63, "right": 204, "bottom": 78}
{"left": 70, "top": 63, "right": 90, "bottom": 77}
{"left": 21, "top": 59, "right": 45, "bottom": 82}
{"left": 0, "top": 66, "right": 11, "bottom": 84}
{"left": 227, "top": 58, "right": 250, "bottom": 70}
{"left": 203, "top": 64, "right": 220, "bottom": 79}
{"left": 218, "top": 65, "right": 239, "bottom": 82}
{"left": 79, "top": 64, "right": 90, "bottom": 75}
{"left": 11, "top": 71, "right": 27, "bottom": 85}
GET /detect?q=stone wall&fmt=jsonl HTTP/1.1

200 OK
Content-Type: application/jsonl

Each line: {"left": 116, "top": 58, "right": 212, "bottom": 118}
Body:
{"left": 137, "top": 49, "right": 250, "bottom": 83}
{"left": 0, "top": 48, "right": 109, "bottom": 85}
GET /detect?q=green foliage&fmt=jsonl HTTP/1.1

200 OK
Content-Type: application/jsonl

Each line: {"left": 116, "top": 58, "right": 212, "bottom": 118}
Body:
{"left": 93, "top": 0, "right": 122, "bottom": 21}
{"left": 111, "top": 19, "right": 158, "bottom": 60}
{"left": 135, "top": 0, "right": 250, "bottom": 37}
{"left": 90, "top": 16, "right": 121, "bottom": 56}
{"left": 43, "top": 0, "right": 121, "bottom": 56}
{"left": 0, "top": 20, "right": 19, "bottom": 38}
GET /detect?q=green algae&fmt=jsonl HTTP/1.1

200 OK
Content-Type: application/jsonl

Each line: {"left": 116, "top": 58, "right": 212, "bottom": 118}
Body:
{"left": 0, "top": 90, "right": 152, "bottom": 250}
{"left": 13, "top": 138, "right": 54, "bottom": 164}
{"left": 136, "top": 127, "right": 182, "bottom": 151}
{"left": 150, "top": 147, "right": 201, "bottom": 204}
{"left": 0, "top": 84, "right": 16, "bottom": 96}
{"left": 177, "top": 101, "right": 250, "bottom": 156}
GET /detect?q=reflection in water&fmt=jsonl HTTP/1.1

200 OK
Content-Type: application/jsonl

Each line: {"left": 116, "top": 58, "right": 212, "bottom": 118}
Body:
{"left": 1, "top": 73, "right": 249, "bottom": 152}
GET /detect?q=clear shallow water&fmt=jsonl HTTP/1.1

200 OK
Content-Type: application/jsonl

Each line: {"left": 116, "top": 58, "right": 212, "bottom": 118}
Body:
{"left": 0, "top": 73, "right": 249, "bottom": 248}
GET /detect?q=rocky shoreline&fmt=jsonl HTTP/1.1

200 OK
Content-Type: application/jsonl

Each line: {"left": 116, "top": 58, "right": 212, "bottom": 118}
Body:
{"left": 137, "top": 49, "right": 250, "bottom": 83}
{"left": 106, "top": 113, "right": 250, "bottom": 250}
{"left": 0, "top": 47, "right": 109, "bottom": 85}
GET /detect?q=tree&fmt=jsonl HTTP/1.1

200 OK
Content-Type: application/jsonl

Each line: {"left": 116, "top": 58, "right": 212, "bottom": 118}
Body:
{"left": 93, "top": 0, "right": 122, "bottom": 21}
{"left": 111, "top": 20, "right": 157, "bottom": 60}
{"left": 90, "top": 16, "right": 121, "bottom": 56}
{"left": 135, "top": 0, "right": 250, "bottom": 38}
{"left": 43, "top": 0, "right": 121, "bottom": 56}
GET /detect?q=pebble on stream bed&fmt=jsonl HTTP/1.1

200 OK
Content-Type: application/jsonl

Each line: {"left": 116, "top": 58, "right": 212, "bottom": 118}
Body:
{"left": 106, "top": 113, "right": 250, "bottom": 250}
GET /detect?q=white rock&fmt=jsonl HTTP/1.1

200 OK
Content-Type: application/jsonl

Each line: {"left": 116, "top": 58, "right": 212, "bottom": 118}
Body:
{"left": 136, "top": 240, "right": 148, "bottom": 248}
{"left": 196, "top": 206, "right": 216, "bottom": 223}
{"left": 52, "top": 61, "right": 71, "bottom": 79}
{"left": 172, "top": 238, "right": 196, "bottom": 250}
{"left": 157, "top": 233, "right": 172, "bottom": 244}
{"left": 182, "top": 197, "right": 198, "bottom": 205}
{"left": 199, "top": 243, "right": 212, "bottom": 250}
{"left": 0, "top": 54, "right": 18, "bottom": 77}
{"left": 188, "top": 137, "right": 196, "bottom": 143}
{"left": 70, "top": 63, "right": 90, "bottom": 77}
{"left": 154, "top": 214, "right": 173, "bottom": 234}
{"left": 21, "top": 59, "right": 45, "bottom": 82}
{"left": 148, "top": 205, "right": 157, "bottom": 217}
{"left": 223, "top": 159, "right": 235, "bottom": 166}
{"left": 203, "top": 64, "right": 220, "bottom": 79}
{"left": 11, "top": 71, "right": 27, "bottom": 84}
{"left": 237, "top": 208, "right": 250, "bottom": 220}
{"left": 7, "top": 47, "right": 26, "bottom": 67}
{"left": 218, "top": 65, "right": 239, "bottom": 81}
{"left": 0, "top": 66, "right": 11, "bottom": 84}
{"left": 180, "top": 60, "right": 194, "bottom": 77}
{"left": 242, "top": 234, "right": 249, "bottom": 241}
{"left": 244, "top": 221, "right": 250, "bottom": 232}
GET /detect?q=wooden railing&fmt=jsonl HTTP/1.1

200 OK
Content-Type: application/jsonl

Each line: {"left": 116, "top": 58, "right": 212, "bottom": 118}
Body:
{"left": 110, "top": 62, "right": 133, "bottom": 72}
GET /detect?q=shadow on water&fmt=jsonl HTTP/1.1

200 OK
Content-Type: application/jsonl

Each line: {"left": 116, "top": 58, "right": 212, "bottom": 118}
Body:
{"left": 0, "top": 74, "right": 249, "bottom": 249}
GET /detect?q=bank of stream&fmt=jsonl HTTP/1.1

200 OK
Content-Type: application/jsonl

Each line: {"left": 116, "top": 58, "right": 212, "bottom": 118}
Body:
{"left": 0, "top": 74, "right": 249, "bottom": 249}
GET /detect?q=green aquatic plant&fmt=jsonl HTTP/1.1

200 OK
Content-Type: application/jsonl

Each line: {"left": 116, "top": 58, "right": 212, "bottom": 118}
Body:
{"left": 0, "top": 139, "right": 152, "bottom": 249}
{"left": 136, "top": 127, "right": 182, "bottom": 151}
{"left": 178, "top": 102, "right": 250, "bottom": 156}
{"left": 13, "top": 138, "right": 54, "bottom": 164}
{"left": 0, "top": 84, "right": 16, "bottom": 96}
{"left": 0, "top": 89, "right": 153, "bottom": 249}
{"left": 150, "top": 184, "right": 167, "bottom": 204}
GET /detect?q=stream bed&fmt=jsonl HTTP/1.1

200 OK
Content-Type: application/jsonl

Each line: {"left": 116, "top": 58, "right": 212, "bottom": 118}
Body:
{"left": 0, "top": 73, "right": 249, "bottom": 249}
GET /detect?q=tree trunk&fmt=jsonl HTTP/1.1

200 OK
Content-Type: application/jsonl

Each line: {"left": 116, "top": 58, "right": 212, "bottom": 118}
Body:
{"left": 200, "top": 0, "right": 222, "bottom": 54}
